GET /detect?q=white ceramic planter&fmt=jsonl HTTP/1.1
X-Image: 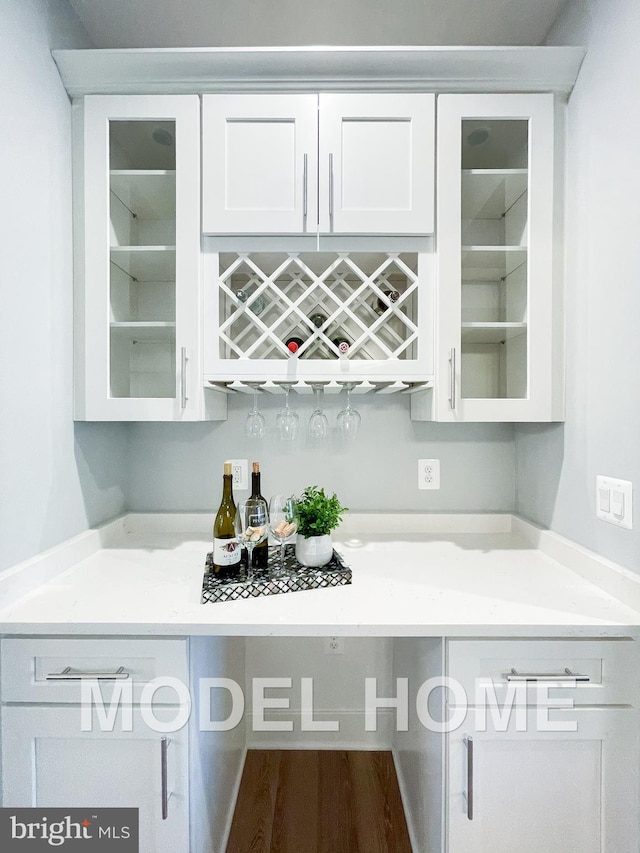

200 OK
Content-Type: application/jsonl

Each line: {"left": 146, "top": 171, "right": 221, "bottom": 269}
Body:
{"left": 295, "top": 533, "right": 333, "bottom": 568}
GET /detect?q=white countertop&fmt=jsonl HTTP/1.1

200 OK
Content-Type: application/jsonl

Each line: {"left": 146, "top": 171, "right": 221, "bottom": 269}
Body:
{"left": 1, "top": 514, "right": 639, "bottom": 637}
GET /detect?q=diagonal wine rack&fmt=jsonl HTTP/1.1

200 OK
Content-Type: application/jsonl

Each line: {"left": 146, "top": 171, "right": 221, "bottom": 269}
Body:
{"left": 205, "top": 251, "right": 434, "bottom": 382}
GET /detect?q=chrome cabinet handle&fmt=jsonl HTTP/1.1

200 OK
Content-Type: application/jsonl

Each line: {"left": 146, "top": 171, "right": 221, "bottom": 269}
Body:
{"left": 180, "top": 347, "right": 188, "bottom": 410}
{"left": 46, "top": 666, "right": 130, "bottom": 681}
{"left": 449, "top": 347, "right": 456, "bottom": 410}
{"left": 328, "top": 152, "right": 334, "bottom": 225}
{"left": 303, "top": 153, "right": 308, "bottom": 224}
{"left": 161, "top": 737, "right": 170, "bottom": 820}
{"left": 506, "top": 667, "right": 590, "bottom": 682}
{"left": 464, "top": 736, "right": 474, "bottom": 820}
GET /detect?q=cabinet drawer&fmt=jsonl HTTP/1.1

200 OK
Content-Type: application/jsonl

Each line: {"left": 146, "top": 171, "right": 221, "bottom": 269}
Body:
{"left": 0, "top": 638, "right": 188, "bottom": 704}
{"left": 447, "top": 639, "right": 638, "bottom": 706}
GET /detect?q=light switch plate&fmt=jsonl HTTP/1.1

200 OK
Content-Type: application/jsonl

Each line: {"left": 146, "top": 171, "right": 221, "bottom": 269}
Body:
{"left": 596, "top": 475, "right": 632, "bottom": 530}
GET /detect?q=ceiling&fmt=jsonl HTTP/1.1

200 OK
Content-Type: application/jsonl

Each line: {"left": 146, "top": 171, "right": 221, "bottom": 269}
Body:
{"left": 66, "top": 0, "right": 570, "bottom": 49}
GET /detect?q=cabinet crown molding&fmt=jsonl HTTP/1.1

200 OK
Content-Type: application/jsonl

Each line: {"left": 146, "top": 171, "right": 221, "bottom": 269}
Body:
{"left": 52, "top": 46, "right": 585, "bottom": 97}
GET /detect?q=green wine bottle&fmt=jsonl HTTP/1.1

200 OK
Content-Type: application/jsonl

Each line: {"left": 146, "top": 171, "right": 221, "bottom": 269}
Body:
{"left": 212, "top": 461, "right": 241, "bottom": 578}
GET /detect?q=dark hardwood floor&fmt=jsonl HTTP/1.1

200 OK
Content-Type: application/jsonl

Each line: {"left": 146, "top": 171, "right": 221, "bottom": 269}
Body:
{"left": 226, "top": 749, "right": 413, "bottom": 853}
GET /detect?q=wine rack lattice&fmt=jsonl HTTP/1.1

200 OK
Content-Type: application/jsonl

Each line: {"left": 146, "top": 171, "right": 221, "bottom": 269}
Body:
{"left": 217, "top": 252, "right": 419, "bottom": 362}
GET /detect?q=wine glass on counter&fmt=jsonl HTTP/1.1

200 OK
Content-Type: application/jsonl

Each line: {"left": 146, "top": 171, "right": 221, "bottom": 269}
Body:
{"left": 268, "top": 495, "right": 298, "bottom": 577}
{"left": 337, "top": 383, "right": 361, "bottom": 440}
{"left": 234, "top": 498, "right": 269, "bottom": 581}
{"left": 308, "top": 384, "right": 329, "bottom": 440}
{"left": 275, "top": 384, "right": 299, "bottom": 441}
{"left": 245, "top": 385, "right": 266, "bottom": 439}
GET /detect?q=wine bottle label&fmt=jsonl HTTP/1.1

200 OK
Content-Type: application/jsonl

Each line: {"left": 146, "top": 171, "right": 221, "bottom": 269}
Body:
{"left": 213, "top": 537, "right": 241, "bottom": 566}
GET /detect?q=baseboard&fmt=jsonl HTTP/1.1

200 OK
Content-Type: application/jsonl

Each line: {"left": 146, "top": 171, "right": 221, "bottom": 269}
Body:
{"left": 217, "top": 745, "right": 247, "bottom": 853}
{"left": 245, "top": 709, "right": 394, "bottom": 750}
{"left": 392, "top": 745, "right": 419, "bottom": 853}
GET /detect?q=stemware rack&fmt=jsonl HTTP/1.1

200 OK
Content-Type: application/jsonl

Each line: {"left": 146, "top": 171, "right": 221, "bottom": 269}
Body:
{"left": 206, "top": 378, "right": 434, "bottom": 396}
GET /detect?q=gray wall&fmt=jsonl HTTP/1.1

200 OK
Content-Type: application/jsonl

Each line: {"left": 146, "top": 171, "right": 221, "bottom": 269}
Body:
{"left": 0, "top": 0, "right": 127, "bottom": 572}
{"left": 127, "top": 396, "right": 515, "bottom": 514}
{"left": 515, "top": 0, "right": 640, "bottom": 571}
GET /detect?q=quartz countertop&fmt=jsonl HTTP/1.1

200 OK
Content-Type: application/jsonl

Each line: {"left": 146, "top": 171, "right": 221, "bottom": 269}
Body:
{"left": 1, "top": 513, "right": 639, "bottom": 637}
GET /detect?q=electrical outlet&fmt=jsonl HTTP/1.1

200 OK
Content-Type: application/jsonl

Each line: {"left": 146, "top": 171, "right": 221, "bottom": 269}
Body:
{"left": 418, "top": 459, "right": 440, "bottom": 490}
{"left": 228, "top": 459, "right": 248, "bottom": 491}
{"left": 324, "top": 637, "right": 344, "bottom": 655}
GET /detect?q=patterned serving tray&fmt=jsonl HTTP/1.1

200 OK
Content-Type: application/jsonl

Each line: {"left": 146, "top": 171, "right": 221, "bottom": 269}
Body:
{"left": 201, "top": 546, "right": 351, "bottom": 603}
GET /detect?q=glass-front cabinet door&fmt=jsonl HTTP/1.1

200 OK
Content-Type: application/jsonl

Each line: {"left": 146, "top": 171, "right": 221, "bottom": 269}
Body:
{"left": 435, "top": 94, "right": 560, "bottom": 422}
{"left": 75, "top": 95, "right": 208, "bottom": 421}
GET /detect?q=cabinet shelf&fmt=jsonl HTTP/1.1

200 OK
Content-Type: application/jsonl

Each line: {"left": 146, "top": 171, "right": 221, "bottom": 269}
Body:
{"left": 110, "top": 170, "right": 176, "bottom": 220}
{"left": 461, "top": 322, "right": 527, "bottom": 344}
{"left": 462, "top": 169, "right": 528, "bottom": 220}
{"left": 110, "top": 321, "right": 176, "bottom": 341}
{"left": 110, "top": 246, "right": 176, "bottom": 281}
{"left": 461, "top": 246, "right": 527, "bottom": 282}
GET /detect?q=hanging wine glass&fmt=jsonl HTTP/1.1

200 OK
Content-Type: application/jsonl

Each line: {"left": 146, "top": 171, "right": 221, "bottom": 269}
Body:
{"left": 245, "top": 385, "right": 266, "bottom": 439}
{"left": 308, "top": 384, "right": 329, "bottom": 440}
{"left": 234, "top": 498, "right": 269, "bottom": 581}
{"left": 275, "top": 384, "right": 299, "bottom": 441}
{"left": 337, "top": 383, "right": 361, "bottom": 440}
{"left": 268, "top": 495, "right": 298, "bottom": 577}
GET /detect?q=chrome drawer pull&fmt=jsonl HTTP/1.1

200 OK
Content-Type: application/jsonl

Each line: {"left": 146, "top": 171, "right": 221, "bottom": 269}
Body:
{"left": 464, "top": 735, "right": 474, "bottom": 821}
{"left": 303, "top": 152, "right": 308, "bottom": 223}
{"left": 328, "top": 152, "right": 334, "bottom": 223}
{"left": 449, "top": 347, "right": 456, "bottom": 410}
{"left": 45, "top": 666, "right": 130, "bottom": 681}
{"left": 161, "top": 737, "right": 170, "bottom": 820}
{"left": 180, "top": 347, "right": 188, "bottom": 410}
{"left": 506, "top": 667, "right": 590, "bottom": 682}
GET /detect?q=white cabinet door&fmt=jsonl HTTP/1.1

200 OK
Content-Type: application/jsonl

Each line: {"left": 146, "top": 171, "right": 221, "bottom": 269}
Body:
{"left": 76, "top": 94, "right": 222, "bottom": 421}
{"left": 2, "top": 705, "right": 188, "bottom": 853}
{"left": 202, "top": 93, "right": 435, "bottom": 236}
{"left": 318, "top": 93, "right": 435, "bottom": 234}
{"left": 433, "top": 93, "right": 560, "bottom": 422}
{"left": 202, "top": 94, "right": 318, "bottom": 234}
{"left": 448, "top": 709, "right": 639, "bottom": 853}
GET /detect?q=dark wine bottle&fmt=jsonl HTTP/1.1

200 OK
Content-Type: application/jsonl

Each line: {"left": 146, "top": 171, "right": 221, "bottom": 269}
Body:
{"left": 212, "top": 461, "right": 241, "bottom": 578}
{"left": 332, "top": 337, "right": 350, "bottom": 355}
{"left": 285, "top": 336, "right": 304, "bottom": 354}
{"left": 310, "top": 312, "right": 327, "bottom": 328}
{"left": 376, "top": 288, "right": 400, "bottom": 314}
{"left": 245, "top": 462, "right": 268, "bottom": 570}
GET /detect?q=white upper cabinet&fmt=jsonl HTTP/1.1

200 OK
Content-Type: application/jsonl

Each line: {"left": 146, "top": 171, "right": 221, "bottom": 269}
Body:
{"left": 202, "top": 94, "right": 318, "bottom": 234}
{"left": 75, "top": 95, "right": 225, "bottom": 421}
{"left": 317, "top": 93, "right": 434, "bottom": 234}
{"left": 202, "top": 93, "right": 435, "bottom": 235}
{"left": 427, "top": 93, "right": 560, "bottom": 422}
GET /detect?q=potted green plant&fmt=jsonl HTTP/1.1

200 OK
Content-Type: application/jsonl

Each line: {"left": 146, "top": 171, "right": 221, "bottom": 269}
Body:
{"left": 294, "top": 486, "right": 348, "bottom": 567}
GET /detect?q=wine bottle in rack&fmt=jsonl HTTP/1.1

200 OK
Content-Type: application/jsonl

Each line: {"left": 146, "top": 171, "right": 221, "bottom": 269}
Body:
{"left": 375, "top": 288, "right": 400, "bottom": 314}
{"left": 212, "top": 461, "right": 241, "bottom": 578}
{"left": 244, "top": 462, "right": 268, "bottom": 570}
{"left": 285, "top": 336, "right": 304, "bottom": 354}
{"left": 332, "top": 337, "right": 350, "bottom": 355}
{"left": 310, "top": 312, "right": 327, "bottom": 328}
{"left": 236, "top": 286, "right": 265, "bottom": 316}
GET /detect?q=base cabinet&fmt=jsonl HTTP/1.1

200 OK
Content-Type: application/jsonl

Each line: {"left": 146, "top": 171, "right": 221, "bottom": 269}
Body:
{"left": 448, "top": 709, "right": 639, "bottom": 853}
{"left": 1, "top": 706, "right": 188, "bottom": 853}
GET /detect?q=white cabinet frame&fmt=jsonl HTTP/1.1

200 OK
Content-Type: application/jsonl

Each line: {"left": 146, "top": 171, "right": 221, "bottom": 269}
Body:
{"left": 434, "top": 94, "right": 559, "bottom": 422}
{"left": 74, "top": 95, "right": 223, "bottom": 421}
